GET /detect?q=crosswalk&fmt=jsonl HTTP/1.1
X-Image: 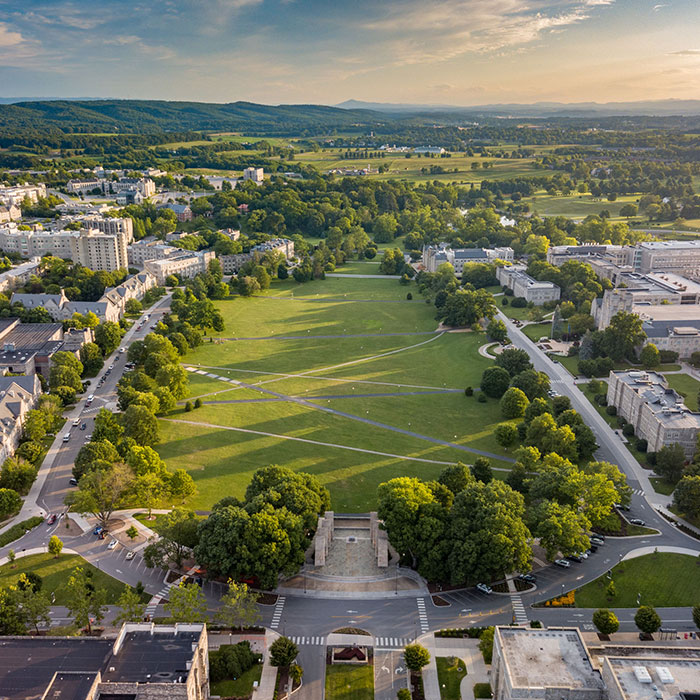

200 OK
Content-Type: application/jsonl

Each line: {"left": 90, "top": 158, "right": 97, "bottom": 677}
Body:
{"left": 630, "top": 488, "right": 644, "bottom": 496}
{"left": 510, "top": 594, "right": 528, "bottom": 625}
{"left": 270, "top": 596, "right": 286, "bottom": 629}
{"left": 416, "top": 597, "right": 429, "bottom": 633}
{"left": 289, "top": 636, "right": 326, "bottom": 646}
{"left": 145, "top": 583, "right": 171, "bottom": 619}
{"left": 374, "top": 637, "right": 411, "bottom": 649}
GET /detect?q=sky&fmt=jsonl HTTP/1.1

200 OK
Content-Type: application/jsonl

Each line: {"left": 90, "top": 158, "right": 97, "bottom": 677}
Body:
{"left": 1, "top": 0, "right": 700, "bottom": 105}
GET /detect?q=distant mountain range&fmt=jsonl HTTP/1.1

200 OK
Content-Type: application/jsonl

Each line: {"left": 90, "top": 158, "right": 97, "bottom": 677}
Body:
{"left": 336, "top": 98, "right": 700, "bottom": 117}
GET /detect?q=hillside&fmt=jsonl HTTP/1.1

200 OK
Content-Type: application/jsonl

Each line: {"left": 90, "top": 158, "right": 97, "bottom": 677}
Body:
{"left": 0, "top": 99, "right": 388, "bottom": 136}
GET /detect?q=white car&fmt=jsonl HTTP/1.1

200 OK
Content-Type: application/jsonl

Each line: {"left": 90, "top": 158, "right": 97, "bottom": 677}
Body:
{"left": 107, "top": 539, "right": 118, "bottom": 550}
{"left": 476, "top": 583, "right": 493, "bottom": 594}
{"left": 119, "top": 347, "right": 125, "bottom": 354}
{"left": 554, "top": 559, "right": 571, "bottom": 568}
{"left": 109, "top": 365, "right": 114, "bottom": 370}
{"left": 125, "top": 551, "right": 135, "bottom": 560}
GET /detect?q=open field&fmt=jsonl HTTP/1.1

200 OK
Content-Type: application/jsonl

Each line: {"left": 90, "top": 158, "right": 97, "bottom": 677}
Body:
{"left": 325, "top": 663, "right": 374, "bottom": 700}
{"left": 521, "top": 323, "right": 552, "bottom": 342}
{"left": 663, "top": 372, "right": 700, "bottom": 411}
{"left": 519, "top": 191, "right": 641, "bottom": 222}
{"left": 160, "top": 277, "right": 518, "bottom": 511}
{"left": 574, "top": 553, "right": 700, "bottom": 608}
{"left": 0, "top": 553, "right": 142, "bottom": 606}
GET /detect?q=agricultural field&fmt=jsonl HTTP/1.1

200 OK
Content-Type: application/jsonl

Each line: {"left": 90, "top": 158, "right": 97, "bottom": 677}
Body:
{"left": 160, "top": 276, "right": 517, "bottom": 512}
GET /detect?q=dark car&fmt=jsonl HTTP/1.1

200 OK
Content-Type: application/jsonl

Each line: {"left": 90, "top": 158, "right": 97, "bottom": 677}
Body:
{"left": 517, "top": 573, "right": 536, "bottom": 584}
{"left": 566, "top": 554, "right": 583, "bottom": 563}
{"left": 47, "top": 514, "right": 57, "bottom": 525}
{"left": 80, "top": 423, "right": 87, "bottom": 430}
{"left": 588, "top": 543, "right": 598, "bottom": 553}
{"left": 69, "top": 477, "right": 78, "bottom": 486}
{"left": 93, "top": 526, "right": 103, "bottom": 535}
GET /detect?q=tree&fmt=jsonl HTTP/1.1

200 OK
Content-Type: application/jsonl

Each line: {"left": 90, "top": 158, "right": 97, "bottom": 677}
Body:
{"left": 134, "top": 472, "right": 166, "bottom": 519}
{"left": 447, "top": 480, "right": 531, "bottom": 584}
{"left": 79, "top": 342, "right": 104, "bottom": 376}
{"left": 640, "top": 343, "right": 660, "bottom": 369}
{"left": 500, "top": 387, "right": 529, "bottom": 418}
{"left": 92, "top": 408, "right": 124, "bottom": 445}
{"left": 552, "top": 395, "right": 572, "bottom": 416}
{"left": 114, "top": 585, "right": 147, "bottom": 625}
{"left": 634, "top": 605, "right": 661, "bottom": 635}
{"left": 495, "top": 348, "right": 532, "bottom": 377}
{"left": 471, "top": 457, "right": 493, "bottom": 484}
{"left": 73, "top": 439, "right": 120, "bottom": 480}
{"left": 495, "top": 423, "right": 518, "bottom": 448}
{"left": 289, "top": 664, "right": 303, "bottom": 685}
{"left": 126, "top": 525, "right": 139, "bottom": 541}
{"left": 438, "top": 463, "right": 474, "bottom": 495}
{"left": 673, "top": 475, "right": 700, "bottom": 518}
{"left": 486, "top": 319, "right": 508, "bottom": 343}
{"left": 95, "top": 321, "right": 122, "bottom": 356}
{"left": 481, "top": 366, "right": 511, "bottom": 398}
{"left": 593, "top": 608, "right": 619, "bottom": 635}
{"left": 0, "top": 488, "right": 22, "bottom": 519}
{"left": 164, "top": 580, "right": 207, "bottom": 622}
{"left": 48, "top": 535, "right": 63, "bottom": 558}
{"left": 169, "top": 469, "right": 197, "bottom": 501}
{"left": 269, "top": 636, "right": 299, "bottom": 667}
{"left": 601, "top": 311, "right": 646, "bottom": 362}
{"left": 155, "top": 364, "right": 189, "bottom": 400}
{"left": 216, "top": 580, "right": 262, "bottom": 630}
{"left": 7, "top": 550, "right": 15, "bottom": 568}
{"left": 125, "top": 298, "right": 143, "bottom": 314}
{"left": 65, "top": 567, "right": 107, "bottom": 633}
{"left": 403, "top": 644, "right": 430, "bottom": 672}
{"left": 123, "top": 404, "right": 160, "bottom": 446}
{"left": 530, "top": 500, "right": 590, "bottom": 560}
{"left": 143, "top": 508, "right": 200, "bottom": 569}
{"left": 510, "top": 369, "right": 550, "bottom": 401}
{"left": 526, "top": 413, "right": 577, "bottom": 461}
{"left": 0, "top": 457, "right": 37, "bottom": 495}
{"left": 439, "top": 289, "right": 496, "bottom": 327}
{"left": 66, "top": 462, "right": 135, "bottom": 528}
{"left": 15, "top": 575, "right": 51, "bottom": 633}
{"left": 398, "top": 690, "right": 412, "bottom": 700}
{"left": 0, "top": 586, "right": 26, "bottom": 635}
{"left": 655, "top": 443, "right": 686, "bottom": 483}
{"left": 479, "top": 627, "right": 495, "bottom": 664}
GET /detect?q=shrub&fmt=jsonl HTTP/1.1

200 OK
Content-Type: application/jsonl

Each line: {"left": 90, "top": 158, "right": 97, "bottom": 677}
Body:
{"left": 184, "top": 401, "right": 193, "bottom": 412}
{"left": 647, "top": 451, "right": 657, "bottom": 466}
{"left": 605, "top": 405, "right": 617, "bottom": 416}
{"left": 501, "top": 297, "right": 509, "bottom": 306}
{"left": 659, "top": 350, "right": 679, "bottom": 364}
{"left": 406, "top": 292, "right": 413, "bottom": 300}
{"left": 529, "top": 620, "right": 542, "bottom": 628}
{"left": 636, "top": 438, "right": 648, "bottom": 452}
{"left": 510, "top": 297, "right": 527, "bottom": 308}
{"left": 622, "top": 423, "right": 635, "bottom": 438}
{"left": 477, "top": 393, "right": 487, "bottom": 403}
{"left": 194, "top": 398, "right": 202, "bottom": 409}
{"left": 479, "top": 627, "right": 494, "bottom": 664}
{"left": 397, "top": 690, "right": 412, "bottom": 700}
{"left": 464, "top": 387, "right": 473, "bottom": 396}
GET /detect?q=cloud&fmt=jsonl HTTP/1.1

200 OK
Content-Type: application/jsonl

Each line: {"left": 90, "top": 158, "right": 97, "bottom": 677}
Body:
{"left": 668, "top": 49, "right": 700, "bottom": 55}
{"left": 652, "top": 3, "right": 668, "bottom": 10}
{"left": 0, "top": 21, "right": 25, "bottom": 47}
{"left": 360, "top": 0, "right": 616, "bottom": 65}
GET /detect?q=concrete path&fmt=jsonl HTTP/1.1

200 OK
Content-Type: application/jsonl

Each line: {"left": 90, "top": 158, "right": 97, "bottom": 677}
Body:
{"left": 423, "top": 635, "right": 490, "bottom": 700}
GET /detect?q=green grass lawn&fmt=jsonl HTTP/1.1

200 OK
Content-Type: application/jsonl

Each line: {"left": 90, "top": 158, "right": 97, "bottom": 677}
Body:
{"left": 160, "top": 278, "right": 515, "bottom": 511}
{"left": 663, "top": 373, "right": 700, "bottom": 411}
{"left": 549, "top": 353, "right": 578, "bottom": 376}
{"left": 325, "top": 663, "right": 374, "bottom": 700}
{"left": 649, "top": 477, "right": 676, "bottom": 496}
{"left": 521, "top": 323, "right": 552, "bottom": 342}
{"left": 497, "top": 302, "right": 533, "bottom": 320}
{"left": 210, "top": 663, "right": 262, "bottom": 698}
{"left": 0, "top": 553, "right": 142, "bottom": 605}
{"left": 574, "top": 553, "right": 700, "bottom": 608}
{"left": 436, "top": 657, "right": 467, "bottom": 700}
{"left": 332, "top": 261, "right": 383, "bottom": 275}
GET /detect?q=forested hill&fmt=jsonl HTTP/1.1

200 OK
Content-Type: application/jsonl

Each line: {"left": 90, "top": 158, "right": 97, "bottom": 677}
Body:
{"left": 0, "top": 99, "right": 388, "bottom": 136}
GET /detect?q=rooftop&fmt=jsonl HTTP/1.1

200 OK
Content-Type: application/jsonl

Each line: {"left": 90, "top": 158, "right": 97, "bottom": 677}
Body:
{"left": 606, "top": 656, "right": 700, "bottom": 700}
{"left": 639, "top": 240, "right": 700, "bottom": 251}
{"left": 496, "top": 627, "right": 604, "bottom": 691}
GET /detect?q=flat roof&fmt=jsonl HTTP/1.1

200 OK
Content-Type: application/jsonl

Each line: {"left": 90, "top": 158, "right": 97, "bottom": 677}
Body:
{"left": 606, "top": 656, "right": 700, "bottom": 700}
{"left": 639, "top": 240, "right": 700, "bottom": 250}
{"left": 0, "top": 637, "right": 112, "bottom": 700}
{"left": 496, "top": 627, "right": 604, "bottom": 691}
{"left": 44, "top": 673, "right": 99, "bottom": 700}
{"left": 101, "top": 631, "right": 200, "bottom": 684}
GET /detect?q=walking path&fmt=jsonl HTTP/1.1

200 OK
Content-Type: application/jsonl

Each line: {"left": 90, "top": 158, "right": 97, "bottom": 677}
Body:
{"left": 422, "top": 634, "right": 490, "bottom": 700}
{"left": 181, "top": 368, "right": 513, "bottom": 463}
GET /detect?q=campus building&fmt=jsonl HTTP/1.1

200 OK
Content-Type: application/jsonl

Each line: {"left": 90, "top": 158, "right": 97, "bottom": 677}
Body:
{"left": 127, "top": 239, "right": 180, "bottom": 266}
{"left": 0, "top": 204, "right": 22, "bottom": 223}
{"left": 0, "top": 623, "right": 209, "bottom": 700}
{"left": 0, "top": 318, "right": 65, "bottom": 375}
{"left": 422, "top": 245, "right": 514, "bottom": 276}
{"left": 219, "top": 238, "right": 295, "bottom": 274}
{"left": 0, "top": 183, "right": 47, "bottom": 206}
{"left": 606, "top": 370, "right": 700, "bottom": 457}
{"left": 496, "top": 265, "right": 561, "bottom": 305}
{"left": 145, "top": 250, "right": 215, "bottom": 284}
{"left": 0, "top": 374, "right": 42, "bottom": 463}
{"left": 0, "top": 257, "right": 42, "bottom": 295}
{"left": 243, "top": 167, "right": 264, "bottom": 183}
{"left": 546, "top": 244, "right": 626, "bottom": 267}
{"left": 492, "top": 626, "right": 700, "bottom": 700}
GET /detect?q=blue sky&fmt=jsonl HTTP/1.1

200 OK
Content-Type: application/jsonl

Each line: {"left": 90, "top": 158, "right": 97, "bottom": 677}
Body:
{"left": 1, "top": 0, "right": 699, "bottom": 104}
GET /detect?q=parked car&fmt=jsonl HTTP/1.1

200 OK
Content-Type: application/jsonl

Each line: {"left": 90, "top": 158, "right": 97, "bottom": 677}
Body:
{"left": 554, "top": 559, "right": 571, "bottom": 568}
{"left": 72, "top": 418, "right": 81, "bottom": 427}
{"left": 588, "top": 544, "right": 598, "bottom": 553}
{"left": 125, "top": 551, "right": 135, "bottom": 560}
{"left": 80, "top": 422, "right": 87, "bottom": 430}
{"left": 630, "top": 518, "right": 646, "bottom": 526}
{"left": 69, "top": 477, "right": 78, "bottom": 486}
{"left": 517, "top": 573, "right": 536, "bottom": 584}
{"left": 566, "top": 554, "right": 583, "bottom": 563}
{"left": 85, "top": 434, "right": 92, "bottom": 441}
{"left": 93, "top": 526, "right": 103, "bottom": 536}
{"left": 590, "top": 536, "right": 605, "bottom": 546}
{"left": 119, "top": 347, "right": 126, "bottom": 353}
{"left": 476, "top": 583, "right": 493, "bottom": 594}
{"left": 109, "top": 364, "right": 114, "bottom": 370}
{"left": 47, "top": 514, "right": 56, "bottom": 525}
{"left": 614, "top": 502, "right": 630, "bottom": 511}
{"left": 107, "top": 539, "right": 118, "bottom": 550}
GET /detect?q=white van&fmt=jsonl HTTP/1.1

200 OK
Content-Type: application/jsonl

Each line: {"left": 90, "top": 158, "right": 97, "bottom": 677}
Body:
{"left": 72, "top": 418, "right": 81, "bottom": 427}
{"left": 62, "top": 433, "right": 71, "bottom": 443}
{"left": 86, "top": 394, "right": 94, "bottom": 404}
